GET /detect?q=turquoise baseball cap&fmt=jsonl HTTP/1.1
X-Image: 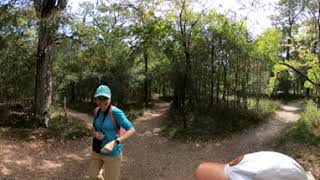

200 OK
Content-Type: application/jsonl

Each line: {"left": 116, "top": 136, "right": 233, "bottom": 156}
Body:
{"left": 95, "top": 85, "right": 112, "bottom": 98}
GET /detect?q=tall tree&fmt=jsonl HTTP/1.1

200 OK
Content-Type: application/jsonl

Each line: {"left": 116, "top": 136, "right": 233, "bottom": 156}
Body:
{"left": 124, "top": 0, "right": 160, "bottom": 107}
{"left": 273, "top": 0, "right": 306, "bottom": 60}
{"left": 33, "top": 0, "right": 67, "bottom": 127}
{"left": 306, "top": 0, "right": 320, "bottom": 62}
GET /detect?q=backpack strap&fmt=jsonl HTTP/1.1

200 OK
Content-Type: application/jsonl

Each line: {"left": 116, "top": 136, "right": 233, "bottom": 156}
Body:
{"left": 109, "top": 106, "right": 120, "bottom": 131}
{"left": 93, "top": 107, "right": 101, "bottom": 129}
{"left": 94, "top": 107, "right": 100, "bottom": 118}
{"left": 94, "top": 106, "right": 120, "bottom": 135}
{"left": 93, "top": 107, "right": 109, "bottom": 129}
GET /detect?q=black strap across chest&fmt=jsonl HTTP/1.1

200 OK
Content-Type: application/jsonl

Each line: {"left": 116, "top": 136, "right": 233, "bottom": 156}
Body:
{"left": 93, "top": 105, "right": 111, "bottom": 130}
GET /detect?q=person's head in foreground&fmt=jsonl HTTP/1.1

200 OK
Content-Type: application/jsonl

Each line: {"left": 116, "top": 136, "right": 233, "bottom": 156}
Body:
{"left": 195, "top": 151, "right": 309, "bottom": 180}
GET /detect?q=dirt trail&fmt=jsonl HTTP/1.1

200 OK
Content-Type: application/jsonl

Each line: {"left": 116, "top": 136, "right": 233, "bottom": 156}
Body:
{"left": 0, "top": 101, "right": 303, "bottom": 180}
{"left": 121, "top": 100, "right": 302, "bottom": 180}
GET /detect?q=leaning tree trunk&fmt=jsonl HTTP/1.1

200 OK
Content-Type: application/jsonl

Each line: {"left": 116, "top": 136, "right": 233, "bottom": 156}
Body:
{"left": 33, "top": 0, "right": 67, "bottom": 127}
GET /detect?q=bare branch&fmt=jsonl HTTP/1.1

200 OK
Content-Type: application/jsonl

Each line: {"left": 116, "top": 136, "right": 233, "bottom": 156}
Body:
{"left": 279, "top": 62, "right": 320, "bottom": 87}
{"left": 93, "top": 17, "right": 106, "bottom": 33}
{"left": 179, "top": 0, "right": 185, "bottom": 34}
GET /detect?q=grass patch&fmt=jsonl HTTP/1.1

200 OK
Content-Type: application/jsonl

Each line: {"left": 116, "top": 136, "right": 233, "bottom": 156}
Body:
{"left": 0, "top": 102, "right": 91, "bottom": 140}
{"left": 247, "top": 98, "right": 282, "bottom": 117}
{"left": 126, "top": 108, "right": 144, "bottom": 121}
{"left": 170, "top": 98, "right": 282, "bottom": 141}
{"left": 44, "top": 112, "right": 91, "bottom": 140}
{"left": 287, "top": 100, "right": 320, "bottom": 145}
{"left": 0, "top": 112, "right": 91, "bottom": 141}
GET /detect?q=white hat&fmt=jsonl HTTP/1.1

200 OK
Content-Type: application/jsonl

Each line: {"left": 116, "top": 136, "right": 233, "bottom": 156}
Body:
{"left": 224, "top": 151, "right": 308, "bottom": 180}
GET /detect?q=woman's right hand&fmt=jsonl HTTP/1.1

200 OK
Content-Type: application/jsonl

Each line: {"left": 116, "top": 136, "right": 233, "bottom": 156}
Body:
{"left": 95, "top": 131, "right": 105, "bottom": 140}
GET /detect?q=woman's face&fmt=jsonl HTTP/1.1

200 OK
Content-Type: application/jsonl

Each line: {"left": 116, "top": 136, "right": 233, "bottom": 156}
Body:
{"left": 96, "top": 96, "right": 111, "bottom": 110}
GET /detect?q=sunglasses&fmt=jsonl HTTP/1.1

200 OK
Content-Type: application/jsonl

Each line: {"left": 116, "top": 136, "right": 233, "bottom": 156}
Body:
{"left": 96, "top": 96, "right": 109, "bottom": 101}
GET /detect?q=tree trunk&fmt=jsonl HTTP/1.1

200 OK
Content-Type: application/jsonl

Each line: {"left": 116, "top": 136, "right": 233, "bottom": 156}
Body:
{"left": 144, "top": 51, "right": 149, "bottom": 108}
{"left": 243, "top": 57, "right": 250, "bottom": 109}
{"left": 222, "top": 63, "right": 227, "bottom": 102}
{"left": 210, "top": 43, "right": 215, "bottom": 105}
{"left": 286, "top": 30, "right": 291, "bottom": 60}
{"left": 216, "top": 63, "right": 221, "bottom": 103}
{"left": 286, "top": 19, "right": 293, "bottom": 61}
{"left": 34, "top": 18, "right": 56, "bottom": 127}
{"left": 317, "top": 2, "right": 320, "bottom": 63}
{"left": 71, "top": 82, "right": 75, "bottom": 104}
{"left": 33, "top": 0, "right": 67, "bottom": 127}
{"left": 235, "top": 56, "right": 240, "bottom": 108}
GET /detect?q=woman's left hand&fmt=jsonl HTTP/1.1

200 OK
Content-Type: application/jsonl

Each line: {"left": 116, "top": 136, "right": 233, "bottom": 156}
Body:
{"left": 101, "top": 141, "right": 116, "bottom": 153}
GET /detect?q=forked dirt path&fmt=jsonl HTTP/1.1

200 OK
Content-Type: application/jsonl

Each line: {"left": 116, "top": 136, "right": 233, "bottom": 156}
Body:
{"left": 121, "top": 100, "right": 302, "bottom": 180}
{"left": 0, "top": 101, "right": 302, "bottom": 180}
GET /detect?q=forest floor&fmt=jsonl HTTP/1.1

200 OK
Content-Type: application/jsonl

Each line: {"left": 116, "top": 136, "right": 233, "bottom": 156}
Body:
{"left": 0, "top": 100, "right": 319, "bottom": 180}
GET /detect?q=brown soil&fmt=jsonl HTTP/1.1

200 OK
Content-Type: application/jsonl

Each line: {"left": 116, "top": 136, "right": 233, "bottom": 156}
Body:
{"left": 0, "top": 100, "right": 318, "bottom": 180}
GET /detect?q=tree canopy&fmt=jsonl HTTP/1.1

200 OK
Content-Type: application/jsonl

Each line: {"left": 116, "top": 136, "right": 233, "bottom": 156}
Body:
{"left": 0, "top": 0, "right": 319, "bottom": 127}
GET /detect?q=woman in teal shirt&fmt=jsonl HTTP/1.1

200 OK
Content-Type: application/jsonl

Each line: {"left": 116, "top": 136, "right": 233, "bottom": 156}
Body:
{"left": 88, "top": 85, "right": 135, "bottom": 180}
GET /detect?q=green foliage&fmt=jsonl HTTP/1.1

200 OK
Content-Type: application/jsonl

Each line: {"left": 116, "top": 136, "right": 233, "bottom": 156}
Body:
{"left": 256, "top": 28, "right": 282, "bottom": 63}
{"left": 2, "top": 0, "right": 319, "bottom": 133}
{"left": 302, "top": 51, "right": 320, "bottom": 89}
{"left": 248, "top": 98, "right": 282, "bottom": 116}
{"left": 266, "top": 64, "right": 290, "bottom": 95}
{"left": 267, "top": 49, "right": 320, "bottom": 96}
{"left": 44, "top": 112, "right": 91, "bottom": 140}
{"left": 288, "top": 100, "right": 320, "bottom": 145}
{"left": 171, "top": 99, "right": 282, "bottom": 141}
{"left": 0, "top": 4, "right": 37, "bottom": 101}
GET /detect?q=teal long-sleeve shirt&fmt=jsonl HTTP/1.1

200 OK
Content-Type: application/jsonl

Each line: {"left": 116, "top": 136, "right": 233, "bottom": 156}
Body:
{"left": 93, "top": 106, "right": 134, "bottom": 157}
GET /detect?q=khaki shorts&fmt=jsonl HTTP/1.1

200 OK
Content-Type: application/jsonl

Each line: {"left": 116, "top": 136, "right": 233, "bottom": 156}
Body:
{"left": 88, "top": 152, "right": 122, "bottom": 180}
